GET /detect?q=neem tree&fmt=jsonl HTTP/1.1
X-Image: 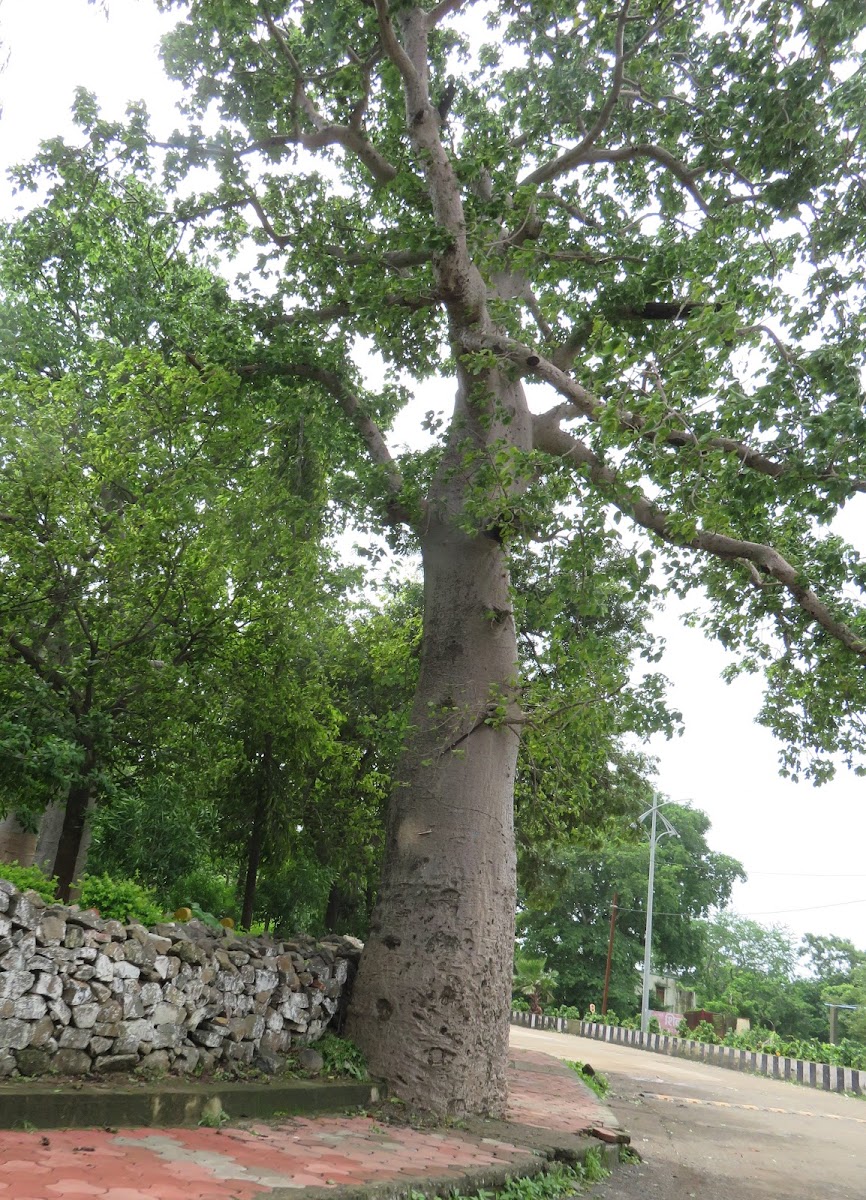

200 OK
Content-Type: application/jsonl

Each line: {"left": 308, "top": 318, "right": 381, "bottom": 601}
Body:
{"left": 127, "top": 0, "right": 865, "bottom": 1113}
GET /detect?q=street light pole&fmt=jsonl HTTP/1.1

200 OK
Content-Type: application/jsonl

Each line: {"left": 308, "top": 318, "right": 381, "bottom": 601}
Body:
{"left": 639, "top": 797, "right": 679, "bottom": 1034}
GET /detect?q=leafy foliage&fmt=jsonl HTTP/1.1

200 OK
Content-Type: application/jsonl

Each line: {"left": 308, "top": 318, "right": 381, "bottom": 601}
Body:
{"left": 513, "top": 951, "right": 560, "bottom": 1014}
{"left": 76, "top": 873, "right": 164, "bottom": 927}
{"left": 317, "top": 1034, "right": 368, "bottom": 1081}
{"left": 0, "top": 861, "right": 57, "bottom": 902}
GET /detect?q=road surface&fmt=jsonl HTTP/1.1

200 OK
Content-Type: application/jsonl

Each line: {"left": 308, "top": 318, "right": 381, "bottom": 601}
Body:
{"left": 509, "top": 1026, "right": 866, "bottom": 1199}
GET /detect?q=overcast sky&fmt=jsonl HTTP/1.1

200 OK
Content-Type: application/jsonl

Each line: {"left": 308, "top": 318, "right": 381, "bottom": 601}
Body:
{"left": 2, "top": 0, "right": 865, "bottom": 954}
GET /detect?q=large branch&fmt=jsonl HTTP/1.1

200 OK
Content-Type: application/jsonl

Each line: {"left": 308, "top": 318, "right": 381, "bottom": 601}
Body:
{"left": 520, "top": 142, "right": 710, "bottom": 214}
{"left": 465, "top": 331, "right": 866, "bottom": 497}
{"left": 531, "top": 413, "right": 866, "bottom": 660}
{"left": 7, "top": 634, "right": 77, "bottom": 701}
{"left": 237, "top": 361, "right": 416, "bottom": 527}
{"left": 247, "top": 128, "right": 398, "bottom": 186}
{"left": 568, "top": 0, "right": 631, "bottom": 159}
{"left": 261, "top": 3, "right": 398, "bottom": 184}
{"left": 261, "top": 291, "right": 440, "bottom": 329}
{"left": 425, "top": 0, "right": 481, "bottom": 27}
{"left": 374, "top": 0, "right": 421, "bottom": 88}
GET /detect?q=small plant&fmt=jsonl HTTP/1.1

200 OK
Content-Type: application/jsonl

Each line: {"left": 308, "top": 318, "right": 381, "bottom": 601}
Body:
{"left": 619, "top": 1145, "right": 641, "bottom": 1164}
{"left": 582, "top": 1146, "right": 610, "bottom": 1184}
{"left": 648, "top": 1016, "right": 661, "bottom": 1035}
{"left": 0, "top": 861, "right": 57, "bottom": 902}
{"left": 198, "top": 1098, "right": 229, "bottom": 1128}
{"left": 318, "top": 1034, "right": 368, "bottom": 1080}
{"left": 76, "top": 873, "right": 164, "bottom": 926}
{"left": 567, "top": 1060, "right": 609, "bottom": 1099}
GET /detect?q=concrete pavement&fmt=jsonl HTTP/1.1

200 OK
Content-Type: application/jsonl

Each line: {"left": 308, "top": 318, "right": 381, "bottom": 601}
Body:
{"left": 0, "top": 1046, "right": 622, "bottom": 1199}
{"left": 510, "top": 1027, "right": 866, "bottom": 1200}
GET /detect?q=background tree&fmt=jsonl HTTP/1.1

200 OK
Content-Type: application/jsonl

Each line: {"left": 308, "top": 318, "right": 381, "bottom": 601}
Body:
{"left": 519, "top": 803, "right": 744, "bottom": 1015}
{"left": 690, "top": 914, "right": 820, "bottom": 1035}
{"left": 512, "top": 951, "right": 559, "bottom": 1016}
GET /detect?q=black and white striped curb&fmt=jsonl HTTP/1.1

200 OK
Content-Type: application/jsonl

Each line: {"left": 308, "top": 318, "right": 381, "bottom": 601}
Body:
{"left": 509, "top": 1011, "right": 864, "bottom": 1096}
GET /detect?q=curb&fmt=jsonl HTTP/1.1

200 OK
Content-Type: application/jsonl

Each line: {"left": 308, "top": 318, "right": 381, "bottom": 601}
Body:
{"left": 0, "top": 1076, "right": 379, "bottom": 1129}
{"left": 262, "top": 1123, "right": 623, "bottom": 1200}
{"left": 511, "top": 1012, "right": 864, "bottom": 1096}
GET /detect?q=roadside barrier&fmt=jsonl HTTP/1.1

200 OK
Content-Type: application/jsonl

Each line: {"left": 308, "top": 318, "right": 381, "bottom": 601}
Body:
{"left": 509, "top": 1012, "right": 863, "bottom": 1096}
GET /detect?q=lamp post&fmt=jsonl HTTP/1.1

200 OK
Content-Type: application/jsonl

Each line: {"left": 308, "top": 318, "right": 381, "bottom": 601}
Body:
{"left": 639, "top": 797, "right": 679, "bottom": 1034}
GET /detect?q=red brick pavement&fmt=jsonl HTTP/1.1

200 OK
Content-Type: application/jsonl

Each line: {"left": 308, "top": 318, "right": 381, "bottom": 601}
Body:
{"left": 0, "top": 1048, "right": 611, "bottom": 1199}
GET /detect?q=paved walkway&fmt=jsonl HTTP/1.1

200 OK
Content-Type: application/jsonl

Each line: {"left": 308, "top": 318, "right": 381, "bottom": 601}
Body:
{"left": 0, "top": 1048, "right": 618, "bottom": 1199}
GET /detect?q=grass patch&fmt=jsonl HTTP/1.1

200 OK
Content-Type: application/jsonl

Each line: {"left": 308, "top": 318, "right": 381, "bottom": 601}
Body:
{"left": 407, "top": 1156, "right": 609, "bottom": 1200}
{"left": 566, "top": 1061, "right": 609, "bottom": 1100}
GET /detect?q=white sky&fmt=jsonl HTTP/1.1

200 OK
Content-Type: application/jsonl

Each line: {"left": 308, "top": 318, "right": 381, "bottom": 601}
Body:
{"left": 1, "top": 0, "right": 865, "bottom": 954}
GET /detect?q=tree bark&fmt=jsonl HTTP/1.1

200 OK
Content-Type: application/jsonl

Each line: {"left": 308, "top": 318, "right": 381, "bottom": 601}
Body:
{"left": 53, "top": 769, "right": 95, "bottom": 902}
{"left": 347, "top": 517, "right": 521, "bottom": 1117}
{"left": 0, "top": 814, "right": 37, "bottom": 866}
{"left": 240, "top": 734, "right": 272, "bottom": 930}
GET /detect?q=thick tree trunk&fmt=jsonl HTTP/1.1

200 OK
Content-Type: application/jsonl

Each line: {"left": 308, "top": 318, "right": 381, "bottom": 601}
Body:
{"left": 0, "top": 814, "right": 37, "bottom": 866}
{"left": 347, "top": 518, "right": 520, "bottom": 1117}
{"left": 241, "top": 785, "right": 267, "bottom": 931}
{"left": 241, "top": 733, "right": 273, "bottom": 930}
{"left": 53, "top": 776, "right": 95, "bottom": 901}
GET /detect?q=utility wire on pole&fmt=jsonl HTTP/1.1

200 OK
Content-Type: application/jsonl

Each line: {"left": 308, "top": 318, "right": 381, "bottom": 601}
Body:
{"left": 640, "top": 797, "right": 679, "bottom": 1034}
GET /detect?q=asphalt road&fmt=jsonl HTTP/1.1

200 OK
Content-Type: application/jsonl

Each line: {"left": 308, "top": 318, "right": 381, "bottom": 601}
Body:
{"left": 509, "top": 1026, "right": 866, "bottom": 1199}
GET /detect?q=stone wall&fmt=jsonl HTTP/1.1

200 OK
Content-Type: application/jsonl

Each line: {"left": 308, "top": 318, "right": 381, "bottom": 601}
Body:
{"left": 0, "top": 878, "right": 361, "bottom": 1078}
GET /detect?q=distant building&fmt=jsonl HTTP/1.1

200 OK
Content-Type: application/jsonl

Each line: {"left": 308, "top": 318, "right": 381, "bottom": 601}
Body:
{"left": 642, "top": 973, "right": 696, "bottom": 1014}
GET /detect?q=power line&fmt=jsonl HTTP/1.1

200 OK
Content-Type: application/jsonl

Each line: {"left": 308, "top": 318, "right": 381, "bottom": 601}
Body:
{"left": 617, "top": 897, "right": 866, "bottom": 918}
{"left": 744, "top": 871, "right": 866, "bottom": 879}
{"left": 740, "top": 898, "right": 866, "bottom": 916}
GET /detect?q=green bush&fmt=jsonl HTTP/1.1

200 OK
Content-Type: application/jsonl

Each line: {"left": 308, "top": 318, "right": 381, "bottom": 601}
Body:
{"left": 648, "top": 1016, "right": 662, "bottom": 1034}
{"left": 512, "top": 997, "right": 530, "bottom": 1012}
{"left": 548, "top": 1004, "right": 582, "bottom": 1020}
{"left": 693, "top": 1019, "right": 719, "bottom": 1044}
{"left": 0, "top": 861, "right": 57, "bottom": 901}
{"left": 317, "top": 1034, "right": 368, "bottom": 1080}
{"left": 77, "top": 873, "right": 164, "bottom": 926}
{"left": 170, "top": 867, "right": 238, "bottom": 923}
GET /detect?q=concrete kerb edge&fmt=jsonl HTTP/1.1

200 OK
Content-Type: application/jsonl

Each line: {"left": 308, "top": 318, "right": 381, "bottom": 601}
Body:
{"left": 510, "top": 1012, "right": 863, "bottom": 1097}
{"left": 259, "top": 1125, "right": 622, "bottom": 1200}
{"left": 0, "top": 1076, "right": 379, "bottom": 1130}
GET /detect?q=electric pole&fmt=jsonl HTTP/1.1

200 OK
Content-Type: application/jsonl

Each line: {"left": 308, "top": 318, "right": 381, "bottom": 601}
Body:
{"left": 640, "top": 797, "right": 679, "bottom": 1034}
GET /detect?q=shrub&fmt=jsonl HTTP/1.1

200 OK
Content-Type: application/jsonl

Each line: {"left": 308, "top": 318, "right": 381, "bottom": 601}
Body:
{"left": 169, "top": 866, "right": 238, "bottom": 923}
{"left": 648, "top": 1016, "right": 662, "bottom": 1034}
{"left": 0, "top": 861, "right": 57, "bottom": 901}
{"left": 77, "top": 873, "right": 164, "bottom": 926}
{"left": 512, "top": 997, "right": 530, "bottom": 1012}
{"left": 693, "top": 1019, "right": 719, "bottom": 1044}
{"left": 317, "top": 1034, "right": 368, "bottom": 1080}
